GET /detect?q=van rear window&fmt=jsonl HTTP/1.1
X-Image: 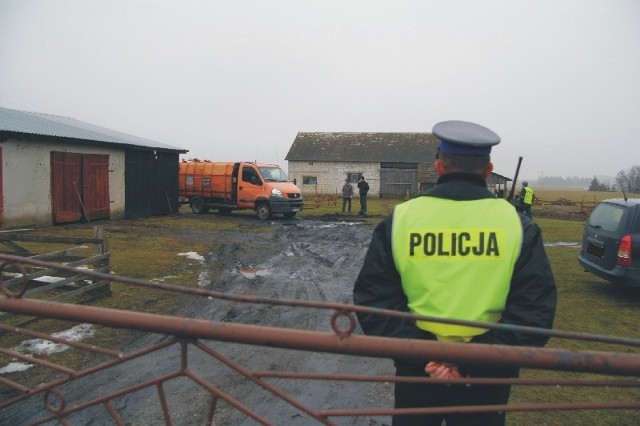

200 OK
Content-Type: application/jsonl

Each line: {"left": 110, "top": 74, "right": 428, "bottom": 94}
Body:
{"left": 588, "top": 203, "right": 625, "bottom": 233}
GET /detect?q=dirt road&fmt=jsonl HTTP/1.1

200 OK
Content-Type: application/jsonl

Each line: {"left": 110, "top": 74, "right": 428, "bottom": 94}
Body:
{"left": 3, "top": 214, "right": 396, "bottom": 425}
{"left": 164, "top": 214, "right": 396, "bottom": 425}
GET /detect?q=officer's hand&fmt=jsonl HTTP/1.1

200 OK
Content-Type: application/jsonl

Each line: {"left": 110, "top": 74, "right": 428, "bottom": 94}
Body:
{"left": 425, "top": 361, "right": 462, "bottom": 379}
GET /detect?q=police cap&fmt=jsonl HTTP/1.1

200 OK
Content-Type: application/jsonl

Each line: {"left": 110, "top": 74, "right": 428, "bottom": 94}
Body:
{"left": 433, "top": 120, "right": 500, "bottom": 156}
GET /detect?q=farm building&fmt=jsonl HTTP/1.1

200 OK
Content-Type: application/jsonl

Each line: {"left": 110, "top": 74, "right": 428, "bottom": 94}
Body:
{"left": 0, "top": 106, "right": 187, "bottom": 229}
{"left": 285, "top": 132, "right": 512, "bottom": 198}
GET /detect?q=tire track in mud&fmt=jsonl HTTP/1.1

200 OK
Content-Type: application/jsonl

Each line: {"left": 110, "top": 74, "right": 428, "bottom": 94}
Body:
{"left": 190, "top": 219, "right": 378, "bottom": 425}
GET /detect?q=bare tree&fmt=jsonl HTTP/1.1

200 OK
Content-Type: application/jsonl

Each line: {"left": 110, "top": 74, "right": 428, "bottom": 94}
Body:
{"left": 615, "top": 166, "right": 640, "bottom": 194}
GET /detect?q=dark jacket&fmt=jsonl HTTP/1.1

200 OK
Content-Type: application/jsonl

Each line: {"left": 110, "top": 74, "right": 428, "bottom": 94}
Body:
{"left": 342, "top": 183, "right": 354, "bottom": 198}
{"left": 353, "top": 172, "right": 557, "bottom": 373}
{"left": 357, "top": 180, "right": 369, "bottom": 196}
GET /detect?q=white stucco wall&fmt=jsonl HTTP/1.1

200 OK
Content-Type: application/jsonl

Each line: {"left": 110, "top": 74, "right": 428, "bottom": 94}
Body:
{"left": 2, "top": 138, "right": 125, "bottom": 228}
{"left": 287, "top": 161, "right": 379, "bottom": 196}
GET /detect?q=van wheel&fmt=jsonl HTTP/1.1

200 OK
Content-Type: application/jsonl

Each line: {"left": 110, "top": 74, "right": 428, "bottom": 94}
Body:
{"left": 218, "top": 207, "right": 233, "bottom": 215}
{"left": 256, "top": 203, "right": 271, "bottom": 220}
{"left": 283, "top": 212, "right": 296, "bottom": 219}
{"left": 190, "top": 198, "right": 208, "bottom": 214}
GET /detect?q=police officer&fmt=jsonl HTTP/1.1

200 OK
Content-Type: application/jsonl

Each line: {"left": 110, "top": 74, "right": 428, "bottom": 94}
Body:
{"left": 353, "top": 120, "right": 557, "bottom": 426}
{"left": 519, "top": 181, "right": 535, "bottom": 218}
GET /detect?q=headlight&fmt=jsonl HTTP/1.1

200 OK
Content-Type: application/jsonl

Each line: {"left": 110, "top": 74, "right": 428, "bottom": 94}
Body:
{"left": 271, "top": 188, "right": 283, "bottom": 197}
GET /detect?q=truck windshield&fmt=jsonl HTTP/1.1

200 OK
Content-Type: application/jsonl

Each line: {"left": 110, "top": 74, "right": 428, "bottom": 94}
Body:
{"left": 258, "top": 167, "right": 289, "bottom": 182}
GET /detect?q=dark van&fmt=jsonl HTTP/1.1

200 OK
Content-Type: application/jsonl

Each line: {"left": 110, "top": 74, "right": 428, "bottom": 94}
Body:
{"left": 578, "top": 198, "right": 640, "bottom": 287}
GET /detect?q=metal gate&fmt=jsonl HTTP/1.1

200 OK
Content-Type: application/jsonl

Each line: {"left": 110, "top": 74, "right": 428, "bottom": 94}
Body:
{"left": 1, "top": 253, "right": 639, "bottom": 425}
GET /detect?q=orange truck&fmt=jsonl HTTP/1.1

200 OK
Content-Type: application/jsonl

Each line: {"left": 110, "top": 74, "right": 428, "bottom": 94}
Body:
{"left": 178, "top": 160, "right": 304, "bottom": 220}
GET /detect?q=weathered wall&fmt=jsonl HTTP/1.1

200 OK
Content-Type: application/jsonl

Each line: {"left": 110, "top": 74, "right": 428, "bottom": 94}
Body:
{"left": 2, "top": 138, "right": 125, "bottom": 228}
{"left": 287, "top": 161, "right": 379, "bottom": 196}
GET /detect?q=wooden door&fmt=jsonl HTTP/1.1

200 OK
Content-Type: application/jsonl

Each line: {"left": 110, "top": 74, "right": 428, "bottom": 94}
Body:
{"left": 51, "top": 152, "right": 83, "bottom": 223}
{"left": 82, "top": 154, "right": 110, "bottom": 221}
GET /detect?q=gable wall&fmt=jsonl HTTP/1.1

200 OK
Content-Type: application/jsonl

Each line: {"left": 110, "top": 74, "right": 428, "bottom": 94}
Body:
{"left": 2, "top": 138, "right": 125, "bottom": 228}
{"left": 288, "top": 161, "right": 380, "bottom": 196}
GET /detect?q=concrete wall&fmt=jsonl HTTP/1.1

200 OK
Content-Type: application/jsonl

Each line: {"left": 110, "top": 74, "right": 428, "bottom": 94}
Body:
{"left": 2, "top": 138, "right": 125, "bottom": 228}
{"left": 287, "top": 161, "right": 379, "bottom": 196}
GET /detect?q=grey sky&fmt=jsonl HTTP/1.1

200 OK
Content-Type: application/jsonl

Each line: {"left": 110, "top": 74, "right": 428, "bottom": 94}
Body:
{"left": 1, "top": 0, "right": 639, "bottom": 181}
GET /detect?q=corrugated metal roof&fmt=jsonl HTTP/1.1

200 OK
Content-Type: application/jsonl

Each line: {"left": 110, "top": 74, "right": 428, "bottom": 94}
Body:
{"left": 285, "top": 132, "right": 438, "bottom": 162}
{"left": 0, "top": 106, "right": 187, "bottom": 152}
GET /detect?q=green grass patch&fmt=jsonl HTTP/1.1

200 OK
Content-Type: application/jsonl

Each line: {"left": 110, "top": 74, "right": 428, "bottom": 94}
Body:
{"left": 536, "top": 218, "right": 584, "bottom": 242}
{"left": 535, "top": 188, "right": 626, "bottom": 204}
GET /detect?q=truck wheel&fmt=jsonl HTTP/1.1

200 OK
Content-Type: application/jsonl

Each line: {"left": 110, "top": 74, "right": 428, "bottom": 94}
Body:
{"left": 218, "top": 207, "right": 232, "bottom": 215}
{"left": 190, "top": 197, "right": 208, "bottom": 214}
{"left": 256, "top": 203, "right": 271, "bottom": 220}
{"left": 283, "top": 212, "right": 296, "bottom": 219}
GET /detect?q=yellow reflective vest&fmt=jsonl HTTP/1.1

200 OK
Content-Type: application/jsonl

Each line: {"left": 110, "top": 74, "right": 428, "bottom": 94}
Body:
{"left": 392, "top": 197, "right": 523, "bottom": 342}
{"left": 522, "top": 186, "right": 534, "bottom": 205}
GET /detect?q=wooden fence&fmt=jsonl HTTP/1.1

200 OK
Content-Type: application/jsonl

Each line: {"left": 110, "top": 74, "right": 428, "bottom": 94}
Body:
{"left": 302, "top": 192, "right": 339, "bottom": 209}
{"left": 0, "top": 226, "right": 110, "bottom": 314}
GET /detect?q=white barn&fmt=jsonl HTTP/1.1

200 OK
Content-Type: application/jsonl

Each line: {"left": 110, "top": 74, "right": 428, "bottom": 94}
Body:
{"left": 0, "top": 107, "right": 187, "bottom": 229}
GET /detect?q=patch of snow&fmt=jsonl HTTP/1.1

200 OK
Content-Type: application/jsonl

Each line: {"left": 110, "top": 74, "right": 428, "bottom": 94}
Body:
{"left": 32, "top": 275, "right": 65, "bottom": 283}
{"left": 177, "top": 252, "right": 205, "bottom": 262}
{"left": 12, "top": 324, "right": 95, "bottom": 356}
{"left": 197, "top": 270, "right": 211, "bottom": 287}
{"left": 0, "top": 362, "right": 33, "bottom": 374}
{"left": 1, "top": 324, "right": 95, "bottom": 375}
{"left": 156, "top": 275, "right": 178, "bottom": 282}
{"left": 314, "top": 221, "right": 361, "bottom": 229}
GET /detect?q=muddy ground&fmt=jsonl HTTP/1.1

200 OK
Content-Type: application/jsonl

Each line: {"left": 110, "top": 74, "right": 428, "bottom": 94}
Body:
{"left": 3, "top": 213, "right": 397, "bottom": 425}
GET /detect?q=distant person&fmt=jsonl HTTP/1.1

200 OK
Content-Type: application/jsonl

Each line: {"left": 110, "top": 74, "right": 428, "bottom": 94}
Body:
{"left": 519, "top": 181, "right": 535, "bottom": 218}
{"left": 341, "top": 178, "right": 354, "bottom": 213}
{"left": 357, "top": 176, "right": 369, "bottom": 216}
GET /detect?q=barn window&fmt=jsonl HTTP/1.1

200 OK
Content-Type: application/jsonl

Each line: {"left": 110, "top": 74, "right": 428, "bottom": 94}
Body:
{"left": 303, "top": 176, "right": 317, "bottom": 185}
{"left": 202, "top": 177, "right": 211, "bottom": 187}
{"left": 347, "top": 173, "right": 359, "bottom": 183}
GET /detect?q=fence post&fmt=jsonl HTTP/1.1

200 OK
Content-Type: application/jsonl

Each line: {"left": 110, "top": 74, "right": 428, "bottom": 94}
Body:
{"left": 93, "top": 225, "right": 111, "bottom": 296}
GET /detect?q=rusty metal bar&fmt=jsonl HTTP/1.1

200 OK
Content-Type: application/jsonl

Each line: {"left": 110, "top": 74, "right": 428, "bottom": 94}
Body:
{"left": 183, "top": 367, "right": 280, "bottom": 425}
{"left": 156, "top": 382, "right": 172, "bottom": 426}
{"left": 323, "top": 401, "right": 640, "bottom": 418}
{"left": 193, "top": 340, "right": 335, "bottom": 425}
{"left": 252, "top": 371, "right": 640, "bottom": 388}
{"left": 0, "top": 323, "right": 122, "bottom": 358}
{"left": 30, "top": 370, "right": 184, "bottom": 426}
{"left": 1, "top": 297, "right": 640, "bottom": 376}
{"left": 0, "top": 375, "right": 30, "bottom": 393}
{"left": 2, "top": 253, "right": 639, "bottom": 348}
{"left": 0, "top": 347, "right": 76, "bottom": 375}
{"left": 0, "top": 337, "right": 177, "bottom": 409}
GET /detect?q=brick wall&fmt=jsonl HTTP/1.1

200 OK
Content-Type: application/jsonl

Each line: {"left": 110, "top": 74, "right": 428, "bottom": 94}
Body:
{"left": 288, "top": 161, "right": 379, "bottom": 197}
